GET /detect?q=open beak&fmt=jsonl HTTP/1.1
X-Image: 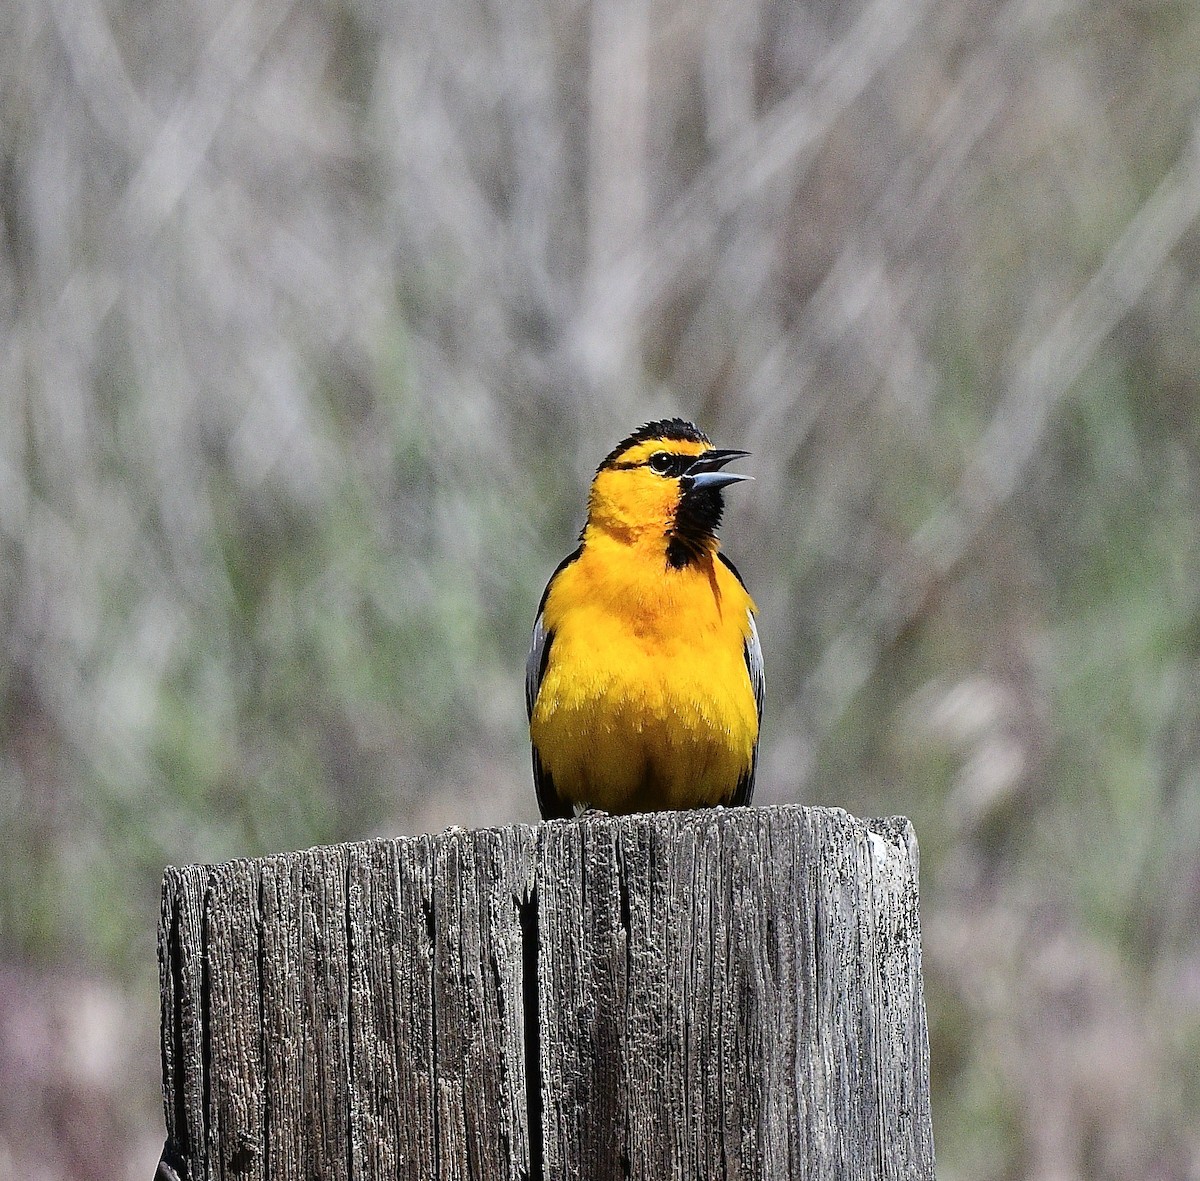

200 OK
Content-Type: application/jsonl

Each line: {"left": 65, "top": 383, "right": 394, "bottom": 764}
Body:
{"left": 683, "top": 448, "right": 752, "bottom": 493}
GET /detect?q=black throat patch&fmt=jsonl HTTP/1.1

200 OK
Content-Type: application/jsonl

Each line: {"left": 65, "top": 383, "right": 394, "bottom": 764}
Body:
{"left": 666, "top": 482, "right": 726, "bottom": 569}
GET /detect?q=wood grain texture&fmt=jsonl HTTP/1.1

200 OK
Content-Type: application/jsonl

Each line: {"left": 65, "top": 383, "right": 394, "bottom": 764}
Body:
{"left": 158, "top": 806, "right": 934, "bottom": 1180}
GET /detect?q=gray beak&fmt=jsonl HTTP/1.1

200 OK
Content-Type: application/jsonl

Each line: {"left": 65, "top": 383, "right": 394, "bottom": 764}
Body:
{"left": 683, "top": 448, "right": 752, "bottom": 493}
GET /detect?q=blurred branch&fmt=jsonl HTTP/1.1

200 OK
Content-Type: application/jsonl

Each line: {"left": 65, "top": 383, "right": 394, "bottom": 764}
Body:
{"left": 723, "top": 0, "right": 1045, "bottom": 670}
{"left": 745, "top": 0, "right": 1028, "bottom": 462}
{"left": 119, "top": 0, "right": 296, "bottom": 241}
{"left": 801, "top": 118, "right": 1200, "bottom": 742}
{"left": 585, "top": 0, "right": 650, "bottom": 276}
{"left": 47, "top": 0, "right": 152, "bottom": 150}
{"left": 578, "top": 0, "right": 651, "bottom": 382}
{"left": 2, "top": 0, "right": 295, "bottom": 395}
{"left": 572, "top": 0, "right": 935, "bottom": 384}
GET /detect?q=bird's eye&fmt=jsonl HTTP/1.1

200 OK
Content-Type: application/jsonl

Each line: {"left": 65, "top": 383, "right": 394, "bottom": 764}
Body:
{"left": 648, "top": 451, "right": 675, "bottom": 474}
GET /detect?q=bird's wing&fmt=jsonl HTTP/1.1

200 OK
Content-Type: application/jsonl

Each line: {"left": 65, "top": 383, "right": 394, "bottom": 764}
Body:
{"left": 719, "top": 553, "right": 763, "bottom": 807}
{"left": 728, "top": 609, "right": 763, "bottom": 806}
{"left": 527, "top": 548, "right": 581, "bottom": 820}
{"left": 745, "top": 610, "right": 765, "bottom": 723}
{"left": 525, "top": 610, "right": 550, "bottom": 721}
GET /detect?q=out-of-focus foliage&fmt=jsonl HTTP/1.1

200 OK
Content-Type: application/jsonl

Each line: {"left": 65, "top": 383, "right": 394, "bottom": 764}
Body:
{"left": 2, "top": 0, "right": 1200, "bottom": 1176}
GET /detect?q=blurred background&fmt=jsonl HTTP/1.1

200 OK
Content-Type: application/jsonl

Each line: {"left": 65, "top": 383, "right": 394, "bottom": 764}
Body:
{"left": 2, "top": 0, "right": 1200, "bottom": 1176}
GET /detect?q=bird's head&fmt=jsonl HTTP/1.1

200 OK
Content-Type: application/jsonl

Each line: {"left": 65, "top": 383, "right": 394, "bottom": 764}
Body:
{"left": 585, "top": 418, "right": 751, "bottom": 567}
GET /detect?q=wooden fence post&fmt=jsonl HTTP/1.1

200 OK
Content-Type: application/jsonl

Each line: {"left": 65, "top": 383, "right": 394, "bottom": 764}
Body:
{"left": 156, "top": 805, "right": 935, "bottom": 1180}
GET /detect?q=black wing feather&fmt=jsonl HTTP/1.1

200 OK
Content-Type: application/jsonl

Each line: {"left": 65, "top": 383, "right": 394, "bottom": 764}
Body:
{"left": 527, "top": 547, "right": 582, "bottom": 820}
{"left": 719, "top": 553, "right": 763, "bottom": 807}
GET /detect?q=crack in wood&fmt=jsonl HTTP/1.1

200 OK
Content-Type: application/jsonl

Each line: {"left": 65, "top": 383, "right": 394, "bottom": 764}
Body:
{"left": 343, "top": 856, "right": 356, "bottom": 1181}
{"left": 519, "top": 885, "right": 543, "bottom": 1181}
{"left": 425, "top": 884, "right": 440, "bottom": 1180}
{"left": 161, "top": 883, "right": 192, "bottom": 1175}
{"left": 255, "top": 869, "right": 270, "bottom": 1181}
{"left": 198, "top": 875, "right": 214, "bottom": 1172}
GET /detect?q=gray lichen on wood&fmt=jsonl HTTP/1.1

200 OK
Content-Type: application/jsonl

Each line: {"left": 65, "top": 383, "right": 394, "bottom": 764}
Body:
{"left": 158, "top": 805, "right": 934, "bottom": 1179}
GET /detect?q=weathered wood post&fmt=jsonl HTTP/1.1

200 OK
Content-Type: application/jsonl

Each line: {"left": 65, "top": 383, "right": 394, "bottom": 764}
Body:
{"left": 157, "top": 805, "right": 934, "bottom": 1179}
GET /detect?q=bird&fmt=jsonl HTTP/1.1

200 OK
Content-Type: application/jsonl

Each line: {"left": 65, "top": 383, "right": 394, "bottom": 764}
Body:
{"left": 526, "top": 418, "right": 763, "bottom": 819}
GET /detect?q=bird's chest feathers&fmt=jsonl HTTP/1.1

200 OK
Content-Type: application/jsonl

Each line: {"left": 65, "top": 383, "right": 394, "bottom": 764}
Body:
{"left": 560, "top": 542, "right": 730, "bottom": 648}
{"left": 541, "top": 542, "right": 750, "bottom": 718}
{"left": 534, "top": 543, "right": 755, "bottom": 810}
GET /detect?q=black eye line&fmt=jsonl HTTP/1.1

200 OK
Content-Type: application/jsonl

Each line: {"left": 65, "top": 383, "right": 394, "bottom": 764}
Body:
{"left": 609, "top": 451, "right": 695, "bottom": 474}
{"left": 647, "top": 450, "right": 691, "bottom": 476}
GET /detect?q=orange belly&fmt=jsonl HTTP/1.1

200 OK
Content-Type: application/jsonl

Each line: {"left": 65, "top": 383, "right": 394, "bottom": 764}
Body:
{"left": 530, "top": 547, "right": 757, "bottom": 813}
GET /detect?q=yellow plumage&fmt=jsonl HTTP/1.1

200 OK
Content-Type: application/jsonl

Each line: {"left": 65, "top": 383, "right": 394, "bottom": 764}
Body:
{"left": 527, "top": 420, "right": 762, "bottom": 817}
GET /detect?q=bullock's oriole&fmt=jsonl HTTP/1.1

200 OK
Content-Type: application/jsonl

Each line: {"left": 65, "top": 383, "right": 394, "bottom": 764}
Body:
{"left": 526, "top": 419, "right": 763, "bottom": 818}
